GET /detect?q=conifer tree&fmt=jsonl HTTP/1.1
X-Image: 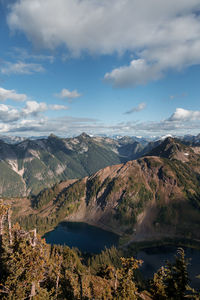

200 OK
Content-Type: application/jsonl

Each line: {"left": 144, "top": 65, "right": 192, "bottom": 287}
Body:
{"left": 114, "top": 257, "right": 143, "bottom": 300}
{"left": 151, "top": 248, "right": 194, "bottom": 300}
{"left": 1, "top": 223, "right": 51, "bottom": 299}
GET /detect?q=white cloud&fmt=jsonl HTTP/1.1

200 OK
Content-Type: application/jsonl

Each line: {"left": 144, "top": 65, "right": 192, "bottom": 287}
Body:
{"left": 0, "top": 123, "right": 9, "bottom": 133}
{"left": 22, "top": 101, "right": 47, "bottom": 116}
{"left": 22, "top": 102, "right": 69, "bottom": 114}
{"left": 0, "top": 105, "right": 200, "bottom": 137}
{"left": 0, "top": 87, "right": 28, "bottom": 102}
{"left": 7, "top": 0, "right": 200, "bottom": 54}
{"left": 124, "top": 102, "right": 146, "bottom": 114}
{"left": 8, "top": 0, "right": 200, "bottom": 86}
{"left": 6, "top": 115, "right": 98, "bottom": 136}
{"left": 0, "top": 104, "right": 20, "bottom": 122}
{"left": 55, "top": 88, "right": 81, "bottom": 99}
{"left": 1, "top": 61, "right": 44, "bottom": 75}
{"left": 169, "top": 108, "right": 200, "bottom": 121}
{"left": 105, "top": 59, "right": 162, "bottom": 87}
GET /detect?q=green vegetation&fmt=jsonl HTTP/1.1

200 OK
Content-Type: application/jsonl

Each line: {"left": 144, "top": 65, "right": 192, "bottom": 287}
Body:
{"left": 0, "top": 135, "right": 124, "bottom": 197}
{"left": 115, "top": 182, "right": 153, "bottom": 226}
{"left": 0, "top": 203, "right": 199, "bottom": 299}
{"left": 17, "top": 180, "right": 86, "bottom": 234}
{"left": 33, "top": 183, "right": 60, "bottom": 209}
{"left": 86, "top": 176, "right": 102, "bottom": 202}
{"left": 0, "top": 161, "right": 25, "bottom": 197}
{"left": 164, "top": 158, "right": 200, "bottom": 209}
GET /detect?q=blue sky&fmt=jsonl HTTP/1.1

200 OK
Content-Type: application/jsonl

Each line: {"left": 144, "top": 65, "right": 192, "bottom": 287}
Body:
{"left": 1, "top": 0, "right": 200, "bottom": 137}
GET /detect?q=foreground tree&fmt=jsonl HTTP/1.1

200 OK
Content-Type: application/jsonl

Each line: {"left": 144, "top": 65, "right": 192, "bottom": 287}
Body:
{"left": 113, "top": 257, "right": 143, "bottom": 299}
{"left": 0, "top": 202, "right": 199, "bottom": 299}
{"left": 151, "top": 248, "right": 200, "bottom": 299}
{"left": 1, "top": 223, "right": 51, "bottom": 299}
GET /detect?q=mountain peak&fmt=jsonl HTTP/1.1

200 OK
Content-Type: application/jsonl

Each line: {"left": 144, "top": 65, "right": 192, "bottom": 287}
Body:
{"left": 48, "top": 133, "right": 59, "bottom": 139}
{"left": 159, "top": 134, "right": 174, "bottom": 141}
{"left": 147, "top": 137, "right": 192, "bottom": 161}
{"left": 78, "top": 132, "right": 91, "bottom": 139}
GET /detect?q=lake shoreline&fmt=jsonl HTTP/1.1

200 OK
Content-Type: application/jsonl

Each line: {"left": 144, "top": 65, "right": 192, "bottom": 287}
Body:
{"left": 43, "top": 221, "right": 120, "bottom": 254}
{"left": 42, "top": 219, "right": 200, "bottom": 253}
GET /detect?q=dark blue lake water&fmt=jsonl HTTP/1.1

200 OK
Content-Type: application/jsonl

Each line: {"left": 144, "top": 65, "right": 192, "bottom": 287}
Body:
{"left": 44, "top": 223, "right": 200, "bottom": 288}
{"left": 44, "top": 221, "right": 119, "bottom": 253}
{"left": 137, "top": 246, "right": 200, "bottom": 289}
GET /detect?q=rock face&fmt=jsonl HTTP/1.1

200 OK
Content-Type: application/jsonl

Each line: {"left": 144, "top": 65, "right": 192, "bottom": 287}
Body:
{"left": 32, "top": 138, "right": 200, "bottom": 241}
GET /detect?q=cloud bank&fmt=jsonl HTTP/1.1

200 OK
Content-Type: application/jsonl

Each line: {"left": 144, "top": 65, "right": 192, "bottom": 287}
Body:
{"left": 0, "top": 102, "right": 200, "bottom": 137}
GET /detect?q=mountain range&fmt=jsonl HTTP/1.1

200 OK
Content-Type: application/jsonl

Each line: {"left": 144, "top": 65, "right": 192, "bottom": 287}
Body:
{"left": 0, "top": 132, "right": 158, "bottom": 197}
{"left": 12, "top": 137, "right": 200, "bottom": 243}
{"left": 1, "top": 132, "right": 200, "bottom": 199}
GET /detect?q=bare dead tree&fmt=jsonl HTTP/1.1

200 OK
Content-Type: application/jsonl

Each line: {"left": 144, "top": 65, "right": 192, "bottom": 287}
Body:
{"left": 0, "top": 201, "right": 8, "bottom": 248}
{"left": 29, "top": 229, "right": 37, "bottom": 247}
{"left": 7, "top": 208, "right": 12, "bottom": 246}
{"left": 29, "top": 282, "right": 36, "bottom": 299}
{"left": 29, "top": 228, "right": 37, "bottom": 299}
{"left": 0, "top": 214, "right": 5, "bottom": 248}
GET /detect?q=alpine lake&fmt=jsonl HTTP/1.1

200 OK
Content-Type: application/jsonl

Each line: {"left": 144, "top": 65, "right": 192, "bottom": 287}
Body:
{"left": 44, "top": 221, "right": 119, "bottom": 254}
{"left": 44, "top": 222, "right": 200, "bottom": 289}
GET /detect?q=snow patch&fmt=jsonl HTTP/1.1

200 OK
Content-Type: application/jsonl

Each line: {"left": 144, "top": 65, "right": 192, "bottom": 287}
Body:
{"left": 79, "top": 145, "right": 88, "bottom": 153}
{"left": 6, "top": 159, "right": 25, "bottom": 177}
{"left": 56, "top": 164, "right": 65, "bottom": 175}
{"left": 159, "top": 134, "right": 173, "bottom": 141}
{"left": 28, "top": 149, "right": 40, "bottom": 159}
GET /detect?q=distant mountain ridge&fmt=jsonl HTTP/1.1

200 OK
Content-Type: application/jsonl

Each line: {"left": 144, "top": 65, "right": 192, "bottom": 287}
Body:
{"left": 0, "top": 133, "right": 148, "bottom": 197}
{"left": 1, "top": 132, "right": 200, "bottom": 197}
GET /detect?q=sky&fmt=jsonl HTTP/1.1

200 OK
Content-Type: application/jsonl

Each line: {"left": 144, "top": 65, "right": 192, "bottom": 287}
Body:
{"left": 1, "top": 0, "right": 200, "bottom": 138}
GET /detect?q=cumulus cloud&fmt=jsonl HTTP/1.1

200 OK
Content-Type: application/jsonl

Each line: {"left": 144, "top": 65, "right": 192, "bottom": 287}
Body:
{"left": 7, "top": 0, "right": 200, "bottom": 86}
{"left": 124, "top": 102, "right": 146, "bottom": 114}
{"left": 55, "top": 88, "right": 81, "bottom": 99}
{"left": 105, "top": 59, "right": 162, "bottom": 87}
{"left": 7, "top": 0, "right": 200, "bottom": 53}
{"left": 169, "top": 108, "right": 200, "bottom": 121}
{"left": 0, "top": 99, "right": 70, "bottom": 134}
{"left": 104, "top": 36, "right": 200, "bottom": 87}
{"left": 22, "top": 101, "right": 47, "bottom": 116}
{"left": 0, "top": 87, "right": 28, "bottom": 102}
{"left": 21, "top": 101, "right": 69, "bottom": 115}
{"left": 0, "top": 104, "right": 20, "bottom": 122}
{"left": 1, "top": 61, "right": 44, "bottom": 75}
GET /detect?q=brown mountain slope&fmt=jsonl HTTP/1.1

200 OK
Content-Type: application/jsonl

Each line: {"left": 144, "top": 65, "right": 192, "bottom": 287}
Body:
{"left": 16, "top": 138, "right": 200, "bottom": 242}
